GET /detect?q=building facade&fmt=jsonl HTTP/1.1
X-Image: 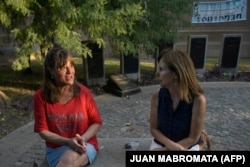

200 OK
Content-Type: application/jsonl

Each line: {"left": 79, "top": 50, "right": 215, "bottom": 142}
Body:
{"left": 174, "top": 0, "right": 249, "bottom": 72}
{"left": 1, "top": 0, "right": 249, "bottom": 66}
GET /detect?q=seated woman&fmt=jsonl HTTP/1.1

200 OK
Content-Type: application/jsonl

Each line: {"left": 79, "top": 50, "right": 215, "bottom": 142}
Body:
{"left": 33, "top": 47, "right": 102, "bottom": 166}
{"left": 149, "top": 48, "right": 206, "bottom": 151}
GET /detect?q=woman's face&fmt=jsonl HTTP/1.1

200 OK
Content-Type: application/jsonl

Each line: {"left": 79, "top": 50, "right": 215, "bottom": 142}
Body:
{"left": 155, "top": 58, "right": 176, "bottom": 87}
{"left": 51, "top": 57, "right": 75, "bottom": 86}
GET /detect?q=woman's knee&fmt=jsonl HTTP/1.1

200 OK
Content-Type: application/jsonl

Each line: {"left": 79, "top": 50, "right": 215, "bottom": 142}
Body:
{"left": 57, "top": 150, "right": 88, "bottom": 167}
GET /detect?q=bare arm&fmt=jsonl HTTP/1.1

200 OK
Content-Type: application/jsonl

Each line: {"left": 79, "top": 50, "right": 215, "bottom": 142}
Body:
{"left": 39, "top": 123, "right": 101, "bottom": 154}
{"left": 177, "top": 94, "right": 206, "bottom": 148}
{"left": 38, "top": 123, "right": 101, "bottom": 146}
{"left": 150, "top": 90, "right": 185, "bottom": 150}
{"left": 80, "top": 123, "right": 101, "bottom": 142}
{"left": 39, "top": 130, "right": 71, "bottom": 146}
{"left": 39, "top": 130, "right": 86, "bottom": 154}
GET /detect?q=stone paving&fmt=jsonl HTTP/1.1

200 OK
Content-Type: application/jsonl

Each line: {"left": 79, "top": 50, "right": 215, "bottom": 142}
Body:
{"left": 2, "top": 82, "right": 250, "bottom": 166}
{"left": 95, "top": 82, "right": 250, "bottom": 150}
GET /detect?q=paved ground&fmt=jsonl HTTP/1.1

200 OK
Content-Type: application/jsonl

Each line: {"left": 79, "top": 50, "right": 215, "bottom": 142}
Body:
{"left": 0, "top": 82, "right": 250, "bottom": 167}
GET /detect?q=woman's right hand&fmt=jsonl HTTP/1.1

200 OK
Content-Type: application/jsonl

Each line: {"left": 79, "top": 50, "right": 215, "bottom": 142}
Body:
{"left": 68, "top": 134, "right": 87, "bottom": 154}
{"left": 168, "top": 142, "right": 187, "bottom": 151}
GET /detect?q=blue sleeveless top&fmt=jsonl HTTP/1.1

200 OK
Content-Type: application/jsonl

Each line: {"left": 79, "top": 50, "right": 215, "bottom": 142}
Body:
{"left": 154, "top": 87, "right": 193, "bottom": 146}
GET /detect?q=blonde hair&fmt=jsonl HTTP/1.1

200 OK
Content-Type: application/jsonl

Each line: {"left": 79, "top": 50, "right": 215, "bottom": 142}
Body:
{"left": 159, "top": 49, "right": 204, "bottom": 103}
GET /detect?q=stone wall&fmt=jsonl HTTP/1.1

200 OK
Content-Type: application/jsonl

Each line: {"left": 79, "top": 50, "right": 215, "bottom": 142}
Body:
{"left": 0, "top": 28, "right": 16, "bottom": 65}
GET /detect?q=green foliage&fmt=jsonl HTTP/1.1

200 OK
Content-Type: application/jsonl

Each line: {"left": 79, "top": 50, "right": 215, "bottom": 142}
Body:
{"left": 108, "top": 0, "right": 195, "bottom": 55}
{"left": 0, "top": 0, "right": 195, "bottom": 71}
{"left": 12, "top": 55, "right": 30, "bottom": 71}
{"left": 0, "top": 2, "right": 10, "bottom": 26}
{"left": 1, "top": 0, "right": 145, "bottom": 70}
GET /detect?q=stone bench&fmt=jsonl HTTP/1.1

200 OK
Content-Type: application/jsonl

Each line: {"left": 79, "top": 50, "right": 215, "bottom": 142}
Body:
{"left": 91, "top": 138, "right": 152, "bottom": 167}
{"left": 37, "top": 138, "right": 152, "bottom": 167}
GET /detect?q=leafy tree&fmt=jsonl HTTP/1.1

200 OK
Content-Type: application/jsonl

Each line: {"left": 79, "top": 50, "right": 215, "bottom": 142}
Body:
{"left": 113, "top": 0, "right": 195, "bottom": 55}
{"left": 0, "top": 0, "right": 194, "bottom": 71}
{"left": 0, "top": 0, "right": 144, "bottom": 71}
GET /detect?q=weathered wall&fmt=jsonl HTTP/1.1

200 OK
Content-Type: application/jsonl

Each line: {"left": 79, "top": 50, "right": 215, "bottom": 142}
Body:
{"left": 0, "top": 28, "right": 16, "bottom": 65}
{"left": 175, "top": 0, "right": 250, "bottom": 59}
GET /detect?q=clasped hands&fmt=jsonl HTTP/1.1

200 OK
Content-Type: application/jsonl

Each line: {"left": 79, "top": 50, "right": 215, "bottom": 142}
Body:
{"left": 69, "top": 134, "right": 87, "bottom": 154}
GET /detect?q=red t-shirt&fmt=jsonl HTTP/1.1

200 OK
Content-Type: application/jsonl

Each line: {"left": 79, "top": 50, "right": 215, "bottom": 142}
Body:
{"left": 33, "top": 84, "right": 102, "bottom": 151}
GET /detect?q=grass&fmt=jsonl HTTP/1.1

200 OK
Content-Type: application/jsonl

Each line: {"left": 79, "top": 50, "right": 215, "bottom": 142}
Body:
{"left": 0, "top": 56, "right": 249, "bottom": 138}
{"left": 205, "top": 58, "right": 250, "bottom": 71}
{"left": 104, "top": 58, "right": 155, "bottom": 77}
{"left": 103, "top": 57, "right": 250, "bottom": 78}
{"left": 0, "top": 57, "right": 250, "bottom": 100}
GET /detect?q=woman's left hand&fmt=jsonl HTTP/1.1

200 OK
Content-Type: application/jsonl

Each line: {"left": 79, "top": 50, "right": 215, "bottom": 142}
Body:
{"left": 72, "top": 134, "right": 87, "bottom": 154}
{"left": 168, "top": 142, "right": 187, "bottom": 151}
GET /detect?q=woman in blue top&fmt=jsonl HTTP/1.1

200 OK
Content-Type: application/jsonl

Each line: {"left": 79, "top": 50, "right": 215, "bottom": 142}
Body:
{"left": 149, "top": 48, "right": 206, "bottom": 151}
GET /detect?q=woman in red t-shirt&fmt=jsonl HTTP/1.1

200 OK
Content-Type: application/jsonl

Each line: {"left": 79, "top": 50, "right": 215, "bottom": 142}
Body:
{"left": 33, "top": 47, "right": 102, "bottom": 167}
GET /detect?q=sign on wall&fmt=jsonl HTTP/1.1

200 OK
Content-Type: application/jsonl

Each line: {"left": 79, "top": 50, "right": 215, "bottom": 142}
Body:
{"left": 189, "top": 36, "right": 207, "bottom": 73}
{"left": 219, "top": 35, "right": 242, "bottom": 73}
{"left": 82, "top": 41, "right": 105, "bottom": 86}
{"left": 120, "top": 52, "right": 140, "bottom": 81}
{"left": 192, "top": 0, "right": 247, "bottom": 23}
